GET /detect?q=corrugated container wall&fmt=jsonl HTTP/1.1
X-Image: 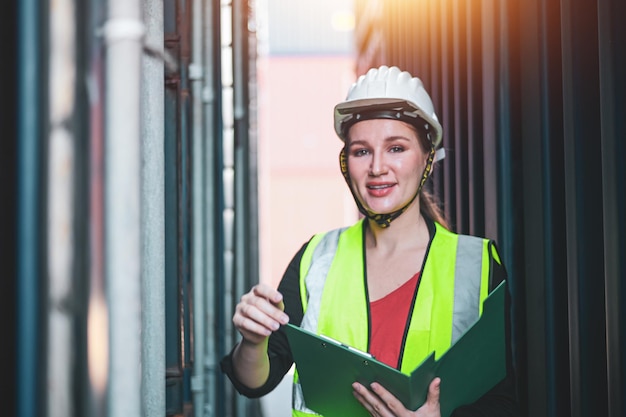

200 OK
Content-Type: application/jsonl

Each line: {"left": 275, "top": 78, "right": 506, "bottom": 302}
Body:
{"left": 353, "top": 0, "right": 625, "bottom": 416}
{"left": 4, "top": 0, "right": 262, "bottom": 416}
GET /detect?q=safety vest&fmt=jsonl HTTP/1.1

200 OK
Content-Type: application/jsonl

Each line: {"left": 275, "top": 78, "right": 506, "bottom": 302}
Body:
{"left": 292, "top": 219, "right": 497, "bottom": 416}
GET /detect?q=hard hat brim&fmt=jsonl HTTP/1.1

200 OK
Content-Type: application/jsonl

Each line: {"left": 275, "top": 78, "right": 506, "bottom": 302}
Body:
{"left": 334, "top": 97, "right": 415, "bottom": 115}
{"left": 334, "top": 98, "right": 443, "bottom": 147}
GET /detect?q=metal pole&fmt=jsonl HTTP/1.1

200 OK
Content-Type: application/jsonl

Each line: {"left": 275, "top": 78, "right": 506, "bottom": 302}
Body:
{"left": 47, "top": 0, "right": 76, "bottom": 415}
{"left": 232, "top": 0, "right": 260, "bottom": 414}
{"left": 17, "top": 0, "right": 44, "bottom": 414}
{"left": 220, "top": 3, "right": 236, "bottom": 415}
{"left": 142, "top": 0, "right": 166, "bottom": 415}
{"left": 102, "top": 0, "right": 144, "bottom": 415}
{"left": 190, "top": 0, "right": 207, "bottom": 415}
{"left": 203, "top": 1, "right": 221, "bottom": 415}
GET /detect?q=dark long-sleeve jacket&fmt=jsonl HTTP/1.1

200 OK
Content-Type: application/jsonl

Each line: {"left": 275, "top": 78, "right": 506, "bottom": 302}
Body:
{"left": 221, "top": 220, "right": 519, "bottom": 416}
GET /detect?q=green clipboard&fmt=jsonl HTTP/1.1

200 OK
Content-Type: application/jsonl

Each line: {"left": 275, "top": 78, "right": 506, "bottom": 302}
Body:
{"left": 284, "top": 281, "right": 507, "bottom": 417}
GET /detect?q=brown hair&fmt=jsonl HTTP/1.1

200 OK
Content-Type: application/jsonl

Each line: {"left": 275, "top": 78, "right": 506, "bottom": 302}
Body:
{"left": 413, "top": 124, "right": 450, "bottom": 230}
{"left": 420, "top": 188, "right": 450, "bottom": 230}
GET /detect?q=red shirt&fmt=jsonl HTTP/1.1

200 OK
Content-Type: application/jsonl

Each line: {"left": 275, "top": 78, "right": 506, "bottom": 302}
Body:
{"left": 369, "top": 272, "right": 420, "bottom": 368}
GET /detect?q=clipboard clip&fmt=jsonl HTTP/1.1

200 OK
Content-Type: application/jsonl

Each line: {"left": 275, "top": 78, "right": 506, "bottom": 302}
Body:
{"left": 319, "top": 334, "right": 375, "bottom": 359}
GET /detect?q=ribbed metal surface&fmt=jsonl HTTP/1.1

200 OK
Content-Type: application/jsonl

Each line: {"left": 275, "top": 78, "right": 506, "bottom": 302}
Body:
{"left": 597, "top": 2, "right": 626, "bottom": 416}
{"left": 12, "top": 0, "right": 623, "bottom": 416}
{"left": 11, "top": 0, "right": 261, "bottom": 416}
{"left": 560, "top": 0, "right": 608, "bottom": 415}
{"left": 353, "top": 0, "right": 626, "bottom": 416}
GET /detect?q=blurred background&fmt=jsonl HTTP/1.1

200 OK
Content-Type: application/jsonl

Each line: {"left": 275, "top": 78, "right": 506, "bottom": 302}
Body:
{"left": 0, "top": 0, "right": 624, "bottom": 416}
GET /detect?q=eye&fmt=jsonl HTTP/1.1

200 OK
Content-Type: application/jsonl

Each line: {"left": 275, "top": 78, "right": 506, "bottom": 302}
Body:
{"left": 351, "top": 148, "right": 369, "bottom": 157}
{"left": 389, "top": 145, "right": 404, "bottom": 153}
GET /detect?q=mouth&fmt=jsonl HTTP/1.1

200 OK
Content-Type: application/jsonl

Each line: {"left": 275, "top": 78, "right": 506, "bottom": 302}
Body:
{"left": 366, "top": 183, "right": 395, "bottom": 190}
{"left": 364, "top": 182, "right": 397, "bottom": 199}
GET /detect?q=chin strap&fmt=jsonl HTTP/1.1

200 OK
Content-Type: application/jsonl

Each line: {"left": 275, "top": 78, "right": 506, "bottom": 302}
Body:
{"left": 339, "top": 146, "right": 436, "bottom": 228}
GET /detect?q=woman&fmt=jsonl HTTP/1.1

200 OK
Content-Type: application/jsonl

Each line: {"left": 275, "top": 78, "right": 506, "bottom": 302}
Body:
{"left": 221, "top": 66, "right": 518, "bottom": 417}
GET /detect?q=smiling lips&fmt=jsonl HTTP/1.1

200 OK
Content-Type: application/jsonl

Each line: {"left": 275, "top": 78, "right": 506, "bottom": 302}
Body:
{"left": 366, "top": 182, "right": 396, "bottom": 197}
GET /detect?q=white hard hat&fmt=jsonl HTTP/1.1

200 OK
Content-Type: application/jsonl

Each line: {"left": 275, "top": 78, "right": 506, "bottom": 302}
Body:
{"left": 334, "top": 66, "right": 443, "bottom": 149}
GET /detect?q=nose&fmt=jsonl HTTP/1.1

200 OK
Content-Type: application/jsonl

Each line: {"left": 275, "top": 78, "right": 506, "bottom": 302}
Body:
{"left": 369, "top": 152, "right": 386, "bottom": 176}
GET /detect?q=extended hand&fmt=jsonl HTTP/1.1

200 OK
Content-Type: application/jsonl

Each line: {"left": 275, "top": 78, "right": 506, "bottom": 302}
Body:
{"left": 232, "top": 283, "right": 289, "bottom": 345}
{"left": 352, "top": 377, "right": 441, "bottom": 417}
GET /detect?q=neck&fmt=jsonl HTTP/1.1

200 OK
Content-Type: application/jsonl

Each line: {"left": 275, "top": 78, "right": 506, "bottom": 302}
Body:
{"left": 365, "top": 207, "right": 429, "bottom": 253}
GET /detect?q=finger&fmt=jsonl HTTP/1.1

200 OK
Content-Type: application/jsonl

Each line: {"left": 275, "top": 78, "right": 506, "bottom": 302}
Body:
{"left": 234, "top": 315, "right": 273, "bottom": 342}
{"left": 253, "top": 296, "right": 289, "bottom": 325}
{"left": 232, "top": 284, "right": 290, "bottom": 345}
{"left": 425, "top": 377, "right": 441, "bottom": 407}
{"left": 241, "top": 287, "right": 289, "bottom": 325}
{"left": 369, "top": 382, "right": 404, "bottom": 415}
{"left": 352, "top": 382, "right": 388, "bottom": 417}
{"left": 235, "top": 303, "right": 283, "bottom": 336}
{"left": 252, "top": 283, "right": 285, "bottom": 306}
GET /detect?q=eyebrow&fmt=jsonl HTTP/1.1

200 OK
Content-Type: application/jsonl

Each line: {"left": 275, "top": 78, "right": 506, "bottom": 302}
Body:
{"left": 347, "top": 135, "right": 412, "bottom": 148}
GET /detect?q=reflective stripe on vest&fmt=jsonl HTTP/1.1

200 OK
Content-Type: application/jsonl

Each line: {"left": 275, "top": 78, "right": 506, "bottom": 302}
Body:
{"left": 452, "top": 234, "right": 485, "bottom": 342}
{"left": 292, "top": 220, "right": 492, "bottom": 415}
{"left": 299, "top": 227, "right": 347, "bottom": 331}
{"left": 292, "top": 227, "right": 347, "bottom": 416}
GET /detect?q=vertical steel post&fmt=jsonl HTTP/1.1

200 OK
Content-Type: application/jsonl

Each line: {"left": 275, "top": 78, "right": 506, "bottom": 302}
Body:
{"left": 190, "top": 0, "right": 207, "bottom": 415}
{"left": 202, "top": 1, "right": 221, "bottom": 415}
{"left": 142, "top": 0, "right": 166, "bottom": 415}
{"left": 17, "top": 0, "right": 44, "bottom": 415}
{"left": 103, "top": 1, "right": 144, "bottom": 415}
{"left": 46, "top": 0, "right": 76, "bottom": 415}
{"left": 220, "top": 3, "right": 236, "bottom": 415}
{"left": 232, "top": 0, "right": 259, "bottom": 415}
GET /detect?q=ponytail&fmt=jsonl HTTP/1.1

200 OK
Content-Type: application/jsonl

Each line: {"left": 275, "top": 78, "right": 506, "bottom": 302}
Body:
{"left": 419, "top": 188, "right": 450, "bottom": 231}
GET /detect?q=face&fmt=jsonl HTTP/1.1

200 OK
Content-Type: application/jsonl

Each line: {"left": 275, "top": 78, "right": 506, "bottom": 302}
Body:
{"left": 345, "top": 119, "right": 428, "bottom": 215}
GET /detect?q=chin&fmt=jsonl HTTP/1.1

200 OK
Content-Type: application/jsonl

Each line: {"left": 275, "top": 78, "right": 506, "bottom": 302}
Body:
{"left": 365, "top": 205, "right": 400, "bottom": 215}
